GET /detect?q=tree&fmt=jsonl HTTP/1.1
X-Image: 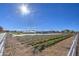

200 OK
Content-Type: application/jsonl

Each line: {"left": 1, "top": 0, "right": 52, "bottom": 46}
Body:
{"left": 64, "top": 29, "right": 70, "bottom": 33}
{"left": 0, "top": 26, "right": 3, "bottom": 32}
{"left": 61, "top": 29, "right": 75, "bottom": 33}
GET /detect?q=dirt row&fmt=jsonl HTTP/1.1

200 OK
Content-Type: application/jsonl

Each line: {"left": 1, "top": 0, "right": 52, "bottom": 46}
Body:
{"left": 4, "top": 34, "right": 73, "bottom": 56}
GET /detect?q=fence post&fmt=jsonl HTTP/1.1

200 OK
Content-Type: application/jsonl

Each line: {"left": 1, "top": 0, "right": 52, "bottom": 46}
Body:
{"left": 0, "top": 33, "right": 7, "bottom": 56}
{"left": 67, "top": 34, "right": 78, "bottom": 56}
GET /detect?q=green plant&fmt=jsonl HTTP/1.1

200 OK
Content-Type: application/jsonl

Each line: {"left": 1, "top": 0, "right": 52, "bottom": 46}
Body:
{"left": 32, "top": 34, "right": 73, "bottom": 52}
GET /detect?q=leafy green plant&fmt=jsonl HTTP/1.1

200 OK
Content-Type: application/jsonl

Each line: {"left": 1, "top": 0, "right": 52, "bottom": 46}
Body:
{"left": 32, "top": 34, "right": 73, "bottom": 52}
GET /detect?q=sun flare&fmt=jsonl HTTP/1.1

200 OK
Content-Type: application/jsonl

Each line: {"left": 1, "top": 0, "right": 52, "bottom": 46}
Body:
{"left": 19, "top": 4, "right": 30, "bottom": 15}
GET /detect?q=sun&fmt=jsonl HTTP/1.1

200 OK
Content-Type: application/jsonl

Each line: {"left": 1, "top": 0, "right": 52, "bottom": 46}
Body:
{"left": 19, "top": 4, "right": 30, "bottom": 15}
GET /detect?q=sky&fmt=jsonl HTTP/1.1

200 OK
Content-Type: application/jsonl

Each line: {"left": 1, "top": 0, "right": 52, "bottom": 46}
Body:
{"left": 0, "top": 3, "right": 79, "bottom": 31}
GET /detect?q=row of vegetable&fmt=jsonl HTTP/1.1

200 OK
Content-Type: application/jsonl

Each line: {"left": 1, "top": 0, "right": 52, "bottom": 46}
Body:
{"left": 30, "top": 33, "right": 73, "bottom": 52}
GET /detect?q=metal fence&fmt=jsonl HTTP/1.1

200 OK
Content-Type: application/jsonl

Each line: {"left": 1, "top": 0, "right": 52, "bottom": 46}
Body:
{"left": 0, "top": 33, "right": 7, "bottom": 56}
{"left": 67, "top": 34, "right": 78, "bottom": 56}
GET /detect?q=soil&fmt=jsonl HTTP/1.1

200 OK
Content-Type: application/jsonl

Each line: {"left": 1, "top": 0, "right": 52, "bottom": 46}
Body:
{"left": 4, "top": 34, "right": 73, "bottom": 56}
